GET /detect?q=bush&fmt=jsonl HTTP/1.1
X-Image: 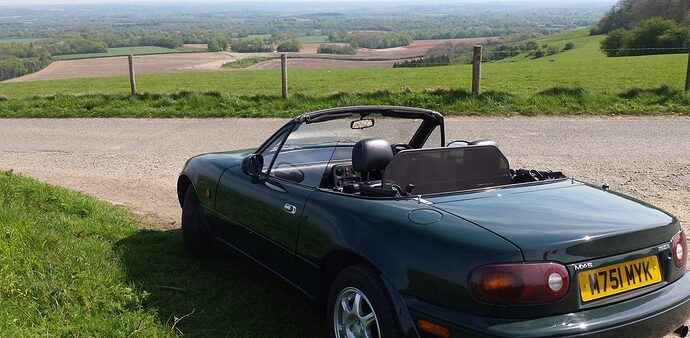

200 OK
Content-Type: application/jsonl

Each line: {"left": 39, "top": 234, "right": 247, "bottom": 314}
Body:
{"left": 317, "top": 44, "right": 357, "bottom": 55}
{"left": 276, "top": 39, "right": 302, "bottom": 52}
{"left": 231, "top": 38, "right": 273, "bottom": 53}
{"left": 394, "top": 55, "right": 451, "bottom": 68}
{"left": 563, "top": 42, "right": 575, "bottom": 50}
{"left": 546, "top": 46, "right": 559, "bottom": 55}
{"left": 601, "top": 18, "right": 687, "bottom": 57}
{"left": 533, "top": 49, "right": 545, "bottom": 58}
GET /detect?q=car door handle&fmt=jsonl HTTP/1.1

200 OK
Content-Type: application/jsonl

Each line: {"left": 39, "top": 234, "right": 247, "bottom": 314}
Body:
{"left": 283, "top": 203, "right": 297, "bottom": 215}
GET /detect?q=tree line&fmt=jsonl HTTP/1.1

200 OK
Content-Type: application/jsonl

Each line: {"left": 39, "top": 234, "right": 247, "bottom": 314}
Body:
{"left": 595, "top": 0, "right": 689, "bottom": 57}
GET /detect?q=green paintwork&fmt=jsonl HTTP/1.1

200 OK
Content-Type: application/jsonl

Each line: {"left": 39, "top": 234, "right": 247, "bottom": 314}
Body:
{"left": 178, "top": 106, "right": 689, "bottom": 338}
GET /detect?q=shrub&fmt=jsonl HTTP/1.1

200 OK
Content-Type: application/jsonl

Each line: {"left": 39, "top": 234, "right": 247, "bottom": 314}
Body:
{"left": 563, "top": 42, "right": 575, "bottom": 51}
{"left": 276, "top": 39, "right": 302, "bottom": 52}
{"left": 317, "top": 44, "right": 357, "bottom": 55}
{"left": 601, "top": 18, "right": 688, "bottom": 57}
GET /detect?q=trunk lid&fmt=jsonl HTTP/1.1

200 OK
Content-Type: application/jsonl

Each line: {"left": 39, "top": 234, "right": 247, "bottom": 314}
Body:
{"left": 429, "top": 180, "right": 678, "bottom": 263}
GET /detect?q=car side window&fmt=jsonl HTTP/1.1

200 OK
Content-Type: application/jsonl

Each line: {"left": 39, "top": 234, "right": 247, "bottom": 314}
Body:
{"left": 260, "top": 132, "right": 288, "bottom": 174}
{"left": 268, "top": 125, "right": 337, "bottom": 187}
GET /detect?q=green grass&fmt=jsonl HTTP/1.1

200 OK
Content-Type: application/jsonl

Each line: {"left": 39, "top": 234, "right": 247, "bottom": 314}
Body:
{"left": 295, "top": 35, "right": 329, "bottom": 43}
{"left": 222, "top": 56, "right": 274, "bottom": 69}
{"left": 0, "top": 171, "right": 323, "bottom": 336}
{"left": 0, "top": 29, "right": 689, "bottom": 115}
{"left": 0, "top": 37, "right": 45, "bottom": 44}
{"left": 53, "top": 46, "right": 203, "bottom": 60}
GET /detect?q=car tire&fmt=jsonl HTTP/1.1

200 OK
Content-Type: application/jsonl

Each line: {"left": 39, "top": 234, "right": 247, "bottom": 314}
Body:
{"left": 327, "top": 264, "right": 402, "bottom": 338}
{"left": 181, "top": 186, "right": 214, "bottom": 257}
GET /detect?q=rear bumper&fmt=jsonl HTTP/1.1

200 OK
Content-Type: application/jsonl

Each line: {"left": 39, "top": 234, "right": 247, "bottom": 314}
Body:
{"left": 408, "top": 272, "right": 690, "bottom": 338}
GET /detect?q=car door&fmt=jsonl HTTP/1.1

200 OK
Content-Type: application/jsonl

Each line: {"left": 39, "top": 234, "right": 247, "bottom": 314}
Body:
{"left": 214, "top": 126, "right": 335, "bottom": 280}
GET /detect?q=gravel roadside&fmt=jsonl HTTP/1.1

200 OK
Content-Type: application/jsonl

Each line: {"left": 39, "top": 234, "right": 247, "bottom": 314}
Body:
{"left": 1, "top": 117, "right": 687, "bottom": 232}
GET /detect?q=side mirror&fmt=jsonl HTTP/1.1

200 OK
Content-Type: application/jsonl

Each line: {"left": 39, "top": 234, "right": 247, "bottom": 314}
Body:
{"left": 242, "top": 154, "right": 264, "bottom": 178}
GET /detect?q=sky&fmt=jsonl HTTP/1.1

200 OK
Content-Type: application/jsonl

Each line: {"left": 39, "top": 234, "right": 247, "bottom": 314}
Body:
{"left": 0, "top": 0, "right": 617, "bottom": 5}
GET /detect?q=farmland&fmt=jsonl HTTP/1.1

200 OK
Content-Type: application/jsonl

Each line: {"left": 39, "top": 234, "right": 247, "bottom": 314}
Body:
{"left": 52, "top": 46, "right": 204, "bottom": 60}
{"left": 5, "top": 37, "right": 492, "bottom": 82}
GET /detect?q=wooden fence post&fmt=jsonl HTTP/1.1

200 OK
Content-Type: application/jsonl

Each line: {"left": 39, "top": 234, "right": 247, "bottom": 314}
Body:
{"left": 472, "top": 45, "right": 482, "bottom": 95}
{"left": 128, "top": 55, "right": 137, "bottom": 96}
{"left": 281, "top": 54, "right": 288, "bottom": 100}
{"left": 685, "top": 47, "right": 690, "bottom": 92}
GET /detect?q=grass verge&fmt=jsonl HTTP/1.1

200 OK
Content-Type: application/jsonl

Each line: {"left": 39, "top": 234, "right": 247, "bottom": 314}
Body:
{"left": 0, "top": 171, "right": 322, "bottom": 337}
{"left": 1, "top": 85, "right": 689, "bottom": 117}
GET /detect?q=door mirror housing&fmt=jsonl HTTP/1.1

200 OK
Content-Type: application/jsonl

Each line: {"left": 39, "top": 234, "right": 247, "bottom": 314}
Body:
{"left": 242, "top": 154, "right": 264, "bottom": 179}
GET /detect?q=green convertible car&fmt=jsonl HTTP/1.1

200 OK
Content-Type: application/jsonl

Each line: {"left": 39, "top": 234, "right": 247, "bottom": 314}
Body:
{"left": 177, "top": 106, "right": 689, "bottom": 338}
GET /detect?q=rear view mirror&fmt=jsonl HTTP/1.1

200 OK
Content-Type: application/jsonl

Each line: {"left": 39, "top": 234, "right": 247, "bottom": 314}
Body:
{"left": 447, "top": 140, "right": 469, "bottom": 148}
{"left": 351, "top": 118, "right": 375, "bottom": 130}
{"left": 242, "top": 154, "right": 264, "bottom": 179}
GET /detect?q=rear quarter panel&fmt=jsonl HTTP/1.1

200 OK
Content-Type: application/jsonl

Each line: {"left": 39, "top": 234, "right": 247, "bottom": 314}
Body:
{"left": 294, "top": 191, "right": 523, "bottom": 313}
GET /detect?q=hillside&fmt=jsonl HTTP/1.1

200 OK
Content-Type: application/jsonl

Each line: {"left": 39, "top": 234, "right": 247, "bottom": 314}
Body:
{"left": 0, "top": 29, "right": 688, "bottom": 116}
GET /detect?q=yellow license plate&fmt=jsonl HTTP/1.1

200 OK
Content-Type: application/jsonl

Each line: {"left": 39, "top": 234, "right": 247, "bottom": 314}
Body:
{"left": 578, "top": 256, "right": 662, "bottom": 302}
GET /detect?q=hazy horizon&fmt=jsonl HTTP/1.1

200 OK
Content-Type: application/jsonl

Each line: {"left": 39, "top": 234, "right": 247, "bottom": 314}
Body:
{"left": 0, "top": 0, "right": 617, "bottom": 6}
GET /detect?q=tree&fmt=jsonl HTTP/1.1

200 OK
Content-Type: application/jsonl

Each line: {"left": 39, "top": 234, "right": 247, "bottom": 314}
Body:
{"left": 600, "top": 17, "right": 687, "bottom": 57}
{"left": 600, "top": 28, "right": 632, "bottom": 56}
{"left": 563, "top": 42, "right": 575, "bottom": 50}
{"left": 207, "top": 39, "right": 221, "bottom": 52}
{"left": 594, "top": 0, "right": 690, "bottom": 34}
{"left": 276, "top": 39, "right": 302, "bottom": 52}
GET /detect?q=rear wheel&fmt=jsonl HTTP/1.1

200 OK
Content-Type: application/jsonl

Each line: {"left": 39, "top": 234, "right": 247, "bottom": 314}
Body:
{"left": 181, "top": 186, "right": 214, "bottom": 257}
{"left": 327, "top": 265, "right": 402, "bottom": 338}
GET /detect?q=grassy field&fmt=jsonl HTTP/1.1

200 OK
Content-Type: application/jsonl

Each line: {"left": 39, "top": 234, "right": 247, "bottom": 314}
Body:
{"left": 295, "top": 35, "right": 329, "bottom": 43}
{"left": 53, "top": 46, "right": 203, "bottom": 60}
{"left": 0, "top": 171, "right": 323, "bottom": 337}
{"left": 0, "top": 29, "right": 688, "bottom": 116}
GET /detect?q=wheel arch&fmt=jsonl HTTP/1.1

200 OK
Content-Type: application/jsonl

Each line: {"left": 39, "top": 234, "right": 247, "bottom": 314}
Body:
{"left": 320, "top": 250, "right": 377, "bottom": 302}
{"left": 320, "top": 249, "right": 419, "bottom": 338}
{"left": 177, "top": 174, "right": 193, "bottom": 207}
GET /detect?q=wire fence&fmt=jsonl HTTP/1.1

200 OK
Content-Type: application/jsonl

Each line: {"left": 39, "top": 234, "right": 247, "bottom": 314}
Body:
{"left": 3, "top": 45, "right": 690, "bottom": 96}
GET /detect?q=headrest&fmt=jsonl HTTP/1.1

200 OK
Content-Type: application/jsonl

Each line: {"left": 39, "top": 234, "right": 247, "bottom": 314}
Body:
{"left": 352, "top": 138, "right": 394, "bottom": 172}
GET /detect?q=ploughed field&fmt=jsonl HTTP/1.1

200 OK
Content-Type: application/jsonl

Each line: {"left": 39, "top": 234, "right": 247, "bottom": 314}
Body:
{"left": 4, "top": 38, "right": 491, "bottom": 82}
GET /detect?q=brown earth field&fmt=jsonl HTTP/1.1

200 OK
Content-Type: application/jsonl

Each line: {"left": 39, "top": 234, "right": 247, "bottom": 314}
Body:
{"left": 4, "top": 52, "right": 237, "bottom": 82}
{"left": 5, "top": 37, "right": 494, "bottom": 82}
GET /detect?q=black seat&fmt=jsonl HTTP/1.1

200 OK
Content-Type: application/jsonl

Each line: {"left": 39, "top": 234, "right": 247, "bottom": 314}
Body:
{"left": 352, "top": 138, "right": 394, "bottom": 183}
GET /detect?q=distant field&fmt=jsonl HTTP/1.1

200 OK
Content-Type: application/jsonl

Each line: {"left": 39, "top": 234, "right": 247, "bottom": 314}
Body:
{"left": 1, "top": 29, "right": 689, "bottom": 115}
{"left": 53, "top": 46, "right": 202, "bottom": 60}
{"left": 0, "top": 37, "right": 44, "bottom": 44}
{"left": 295, "top": 35, "right": 329, "bottom": 43}
{"left": 1, "top": 32, "right": 685, "bottom": 97}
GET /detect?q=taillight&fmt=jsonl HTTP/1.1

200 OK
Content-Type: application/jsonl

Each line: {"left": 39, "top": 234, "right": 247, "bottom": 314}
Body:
{"left": 469, "top": 263, "right": 569, "bottom": 304}
{"left": 671, "top": 229, "right": 687, "bottom": 268}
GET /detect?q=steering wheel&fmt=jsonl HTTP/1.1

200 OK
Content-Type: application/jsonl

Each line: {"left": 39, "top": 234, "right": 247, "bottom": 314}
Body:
{"left": 391, "top": 143, "right": 413, "bottom": 154}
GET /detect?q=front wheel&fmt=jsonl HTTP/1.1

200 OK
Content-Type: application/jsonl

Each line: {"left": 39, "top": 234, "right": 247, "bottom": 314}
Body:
{"left": 327, "top": 265, "right": 402, "bottom": 338}
{"left": 181, "top": 186, "right": 214, "bottom": 257}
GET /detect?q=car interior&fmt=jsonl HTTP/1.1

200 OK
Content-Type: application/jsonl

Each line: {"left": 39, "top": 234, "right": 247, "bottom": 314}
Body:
{"left": 270, "top": 136, "right": 566, "bottom": 197}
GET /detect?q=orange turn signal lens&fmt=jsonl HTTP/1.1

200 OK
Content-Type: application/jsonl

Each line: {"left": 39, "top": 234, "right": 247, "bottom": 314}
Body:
{"left": 417, "top": 319, "right": 450, "bottom": 338}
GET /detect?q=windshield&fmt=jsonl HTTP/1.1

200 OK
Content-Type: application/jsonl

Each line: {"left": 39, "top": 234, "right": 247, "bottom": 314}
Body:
{"left": 283, "top": 113, "right": 438, "bottom": 148}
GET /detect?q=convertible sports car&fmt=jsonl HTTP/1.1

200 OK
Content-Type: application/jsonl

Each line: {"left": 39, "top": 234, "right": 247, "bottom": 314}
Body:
{"left": 177, "top": 106, "right": 689, "bottom": 338}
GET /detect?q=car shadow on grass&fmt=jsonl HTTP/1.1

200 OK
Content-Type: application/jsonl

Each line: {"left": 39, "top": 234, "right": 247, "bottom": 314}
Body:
{"left": 117, "top": 229, "right": 324, "bottom": 338}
